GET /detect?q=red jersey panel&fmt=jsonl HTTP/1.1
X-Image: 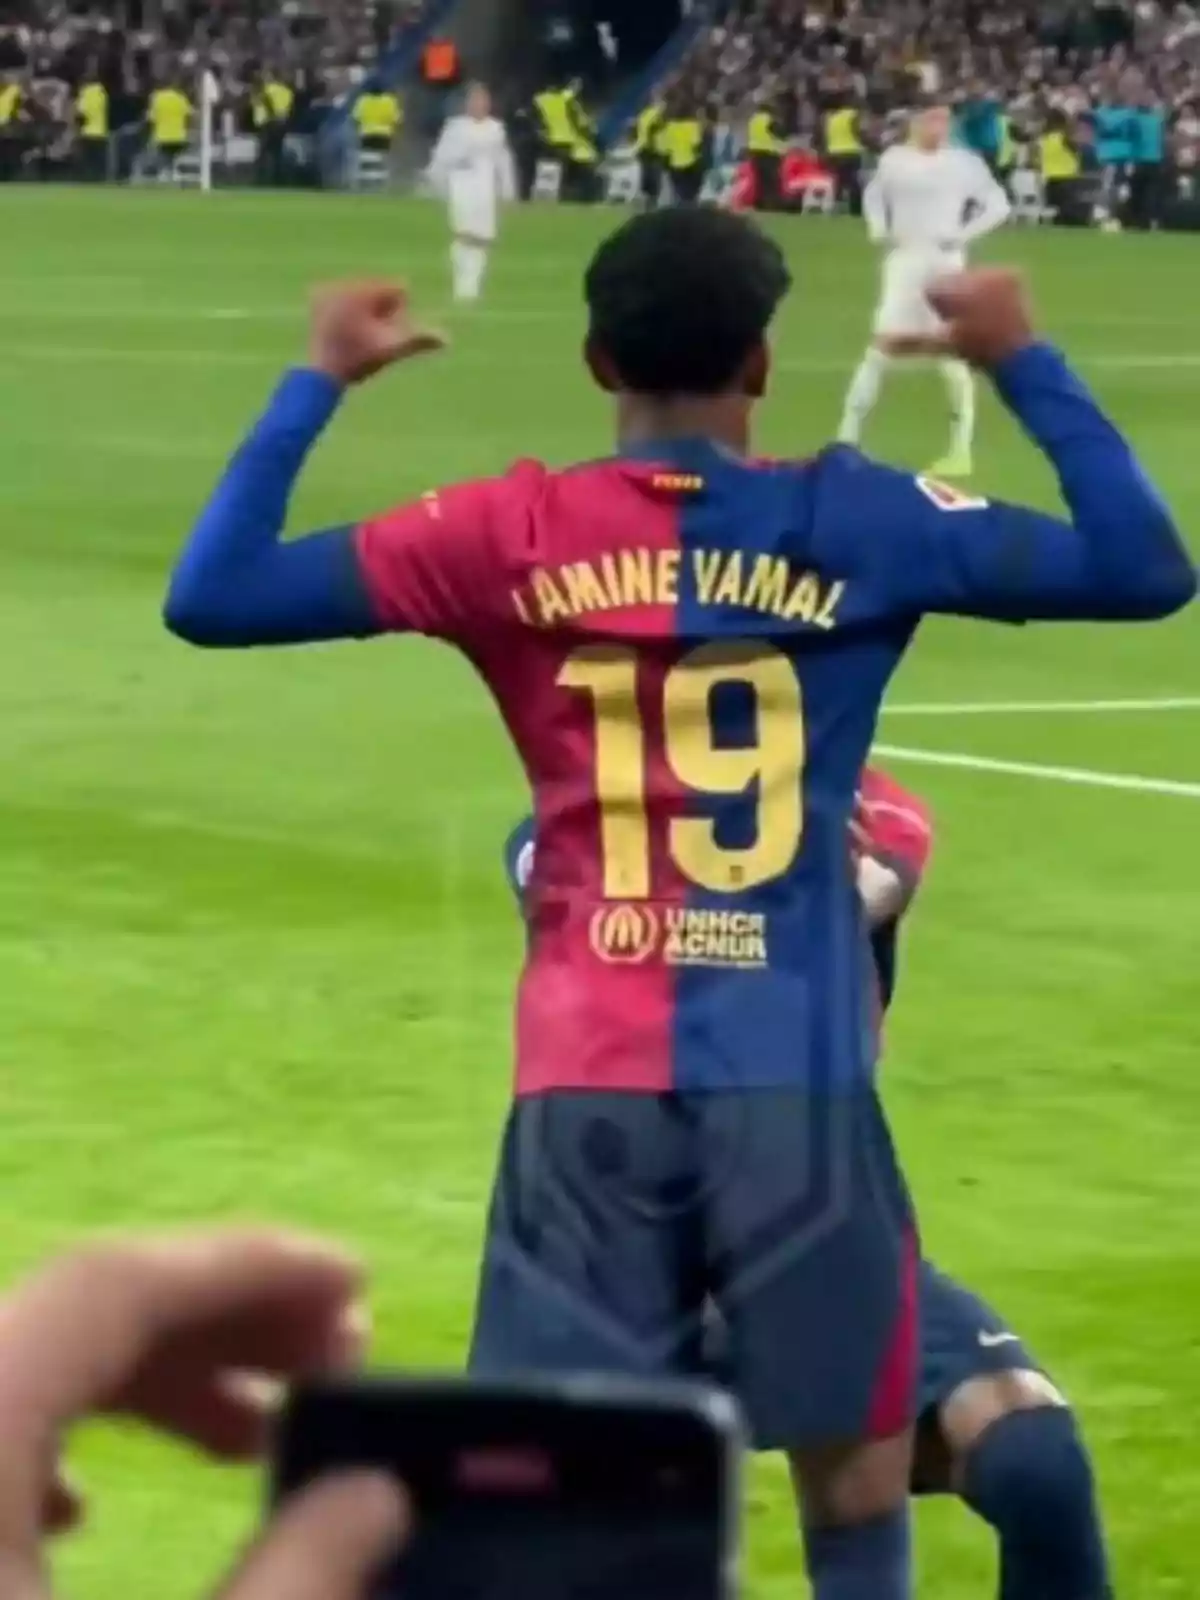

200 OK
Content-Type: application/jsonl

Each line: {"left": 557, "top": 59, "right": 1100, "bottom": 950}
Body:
{"left": 354, "top": 448, "right": 925, "bottom": 1095}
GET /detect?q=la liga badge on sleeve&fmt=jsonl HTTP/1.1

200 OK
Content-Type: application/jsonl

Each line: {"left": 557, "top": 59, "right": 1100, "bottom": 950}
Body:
{"left": 915, "top": 475, "right": 989, "bottom": 512}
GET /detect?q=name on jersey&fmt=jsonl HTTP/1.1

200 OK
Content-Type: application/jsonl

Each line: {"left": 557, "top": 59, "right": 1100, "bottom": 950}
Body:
{"left": 511, "top": 549, "right": 845, "bottom": 629}
{"left": 590, "top": 903, "right": 768, "bottom": 970}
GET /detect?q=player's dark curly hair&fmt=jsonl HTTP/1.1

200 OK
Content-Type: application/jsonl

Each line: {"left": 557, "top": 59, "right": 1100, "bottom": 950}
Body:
{"left": 584, "top": 207, "right": 792, "bottom": 397}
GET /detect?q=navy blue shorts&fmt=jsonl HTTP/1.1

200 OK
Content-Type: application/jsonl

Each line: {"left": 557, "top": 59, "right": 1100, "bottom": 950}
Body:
{"left": 916, "top": 1260, "right": 1040, "bottom": 1416}
{"left": 696, "top": 1259, "right": 1042, "bottom": 1478}
{"left": 468, "top": 1087, "right": 918, "bottom": 1451}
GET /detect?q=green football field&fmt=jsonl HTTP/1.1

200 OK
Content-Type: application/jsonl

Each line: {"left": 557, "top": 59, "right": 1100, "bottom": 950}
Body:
{"left": 2, "top": 186, "right": 1197, "bottom": 1597}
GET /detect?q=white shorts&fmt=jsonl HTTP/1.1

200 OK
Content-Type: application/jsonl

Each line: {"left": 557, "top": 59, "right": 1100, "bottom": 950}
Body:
{"left": 448, "top": 174, "right": 498, "bottom": 243}
{"left": 872, "top": 245, "right": 965, "bottom": 338}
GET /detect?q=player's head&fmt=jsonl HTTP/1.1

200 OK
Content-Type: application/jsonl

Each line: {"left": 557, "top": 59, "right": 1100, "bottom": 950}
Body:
{"left": 466, "top": 81, "right": 491, "bottom": 120}
{"left": 583, "top": 207, "right": 791, "bottom": 407}
{"left": 910, "top": 100, "right": 951, "bottom": 150}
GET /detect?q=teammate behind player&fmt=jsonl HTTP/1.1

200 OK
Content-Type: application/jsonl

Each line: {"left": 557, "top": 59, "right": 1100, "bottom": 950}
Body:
{"left": 164, "top": 209, "right": 1191, "bottom": 1600}
{"left": 840, "top": 776, "right": 1114, "bottom": 1600}
{"left": 838, "top": 100, "right": 1011, "bottom": 477}
{"left": 802, "top": 773, "right": 1115, "bottom": 1600}
{"left": 428, "top": 81, "right": 515, "bottom": 305}
{"left": 504, "top": 775, "right": 1116, "bottom": 1600}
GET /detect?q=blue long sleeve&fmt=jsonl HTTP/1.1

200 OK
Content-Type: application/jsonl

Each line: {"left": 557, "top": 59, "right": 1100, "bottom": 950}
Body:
{"left": 164, "top": 368, "right": 379, "bottom": 647}
{"left": 991, "top": 343, "right": 1195, "bottom": 618}
{"left": 824, "top": 344, "right": 1195, "bottom": 622}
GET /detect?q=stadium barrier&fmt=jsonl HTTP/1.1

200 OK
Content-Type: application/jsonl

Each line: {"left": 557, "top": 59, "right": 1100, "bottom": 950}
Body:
{"left": 582, "top": 147, "right": 1192, "bottom": 230}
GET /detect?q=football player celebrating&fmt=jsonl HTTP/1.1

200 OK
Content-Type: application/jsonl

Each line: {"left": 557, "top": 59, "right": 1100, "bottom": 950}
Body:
{"left": 165, "top": 209, "right": 1190, "bottom": 1600}
{"left": 505, "top": 777, "right": 1115, "bottom": 1600}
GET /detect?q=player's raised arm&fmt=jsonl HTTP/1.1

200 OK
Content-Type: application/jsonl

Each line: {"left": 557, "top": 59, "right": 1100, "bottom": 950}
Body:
{"left": 820, "top": 269, "right": 1195, "bottom": 622}
{"left": 958, "top": 151, "right": 1011, "bottom": 243}
{"left": 163, "top": 282, "right": 489, "bottom": 648}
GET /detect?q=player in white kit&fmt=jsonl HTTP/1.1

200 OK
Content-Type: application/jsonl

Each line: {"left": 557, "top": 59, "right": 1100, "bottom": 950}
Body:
{"left": 837, "top": 103, "right": 1011, "bottom": 477}
{"left": 428, "top": 82, "right": 516, "bottom": 304}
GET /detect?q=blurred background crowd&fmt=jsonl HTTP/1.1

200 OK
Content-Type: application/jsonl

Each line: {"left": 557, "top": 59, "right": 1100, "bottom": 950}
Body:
{"left": 0, "top": 0, "right": 423, "bottom": 106}
{"left": 0, "top": 0, "right": 424, "bottom": 179}
{"left": 2, "top": 0, "right": 1199, "bottom": 226}
{"left": 677, "top": 2, "right": 1200, "bottom": 133}
{"left": 667, "top": 0, "right": 1200, "bottom": 183}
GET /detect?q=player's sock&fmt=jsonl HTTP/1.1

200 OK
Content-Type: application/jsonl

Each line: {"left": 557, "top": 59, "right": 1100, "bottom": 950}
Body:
{"left": 939, "top": 359, "right": 975, "bottom": 463}
{"left": 804, "top": 1508, "right": 911, "bottom": 1599}
{"left": 838, "top": 349, "right": 888, "bottom": 445}
{"left": 464, "top": 242, "right": 489, "bottom": 300}
{"left": 962, "top": 1407, "right": 1114, "bottom": 1599}
{"left": 450, "top": 240, "right": 471, "bottom": 301}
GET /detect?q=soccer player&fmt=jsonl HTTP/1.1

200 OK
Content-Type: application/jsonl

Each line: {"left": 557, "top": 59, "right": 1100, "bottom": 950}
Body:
{"left": 504, "top": 774, "right": 1116, "bottom": 1600}
{"left": 838, "top": 100, "right": 1012, "bottom": 477}
{"left": 428, "top": 82, "right": 515, "bottom": 305}
{"left": 164, "top": 209, "right": 1192, "bottom": 1600}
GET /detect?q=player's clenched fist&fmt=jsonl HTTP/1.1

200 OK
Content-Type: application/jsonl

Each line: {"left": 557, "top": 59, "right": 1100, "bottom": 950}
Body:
{"left": 925, "top": 267, "right": 1035, "bottom": 368}
{"left": 309, "top": 280, "right": 446, "bottom": 386}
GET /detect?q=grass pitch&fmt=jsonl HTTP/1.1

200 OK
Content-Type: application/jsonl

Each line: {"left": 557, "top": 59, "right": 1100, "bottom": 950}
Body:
{"left": 1, "top": 186, "right": 1197, "bottom": 1597}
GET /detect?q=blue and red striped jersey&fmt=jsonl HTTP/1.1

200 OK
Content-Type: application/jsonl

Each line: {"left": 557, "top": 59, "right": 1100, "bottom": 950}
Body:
{"left": 354, "top": 447, "right": 961, "bottom": 1095}
{"left": 164, "top": 346, "right": 1194, "bottom": 1098}
{"left": 504, "top": 765, "right": 933, "bottom": 1035}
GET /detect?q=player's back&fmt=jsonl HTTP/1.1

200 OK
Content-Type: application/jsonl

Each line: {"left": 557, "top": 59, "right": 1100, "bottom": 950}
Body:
{"left": 474, "top": 442, "right": 912, "bottom": 1097}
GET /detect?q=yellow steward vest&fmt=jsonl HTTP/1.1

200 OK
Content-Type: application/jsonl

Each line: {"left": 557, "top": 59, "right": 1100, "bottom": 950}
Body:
{"left": 354, "top": 92, "right": 400, "bottom": 138}
{"left": 253, "top": 81, "right": 294, "bottom": 127}
{"left": 664, "top": 118, "right": 703, "bottom": 169}
{"left": 635, "top": 103, "right": 663, "bottom": 154}
{"left": 747, "top": 110, "right": 782, "bottom": 155}
{"left": 1039, "top": 130, "right": 1079, "bottom": 179}
{"left": 998, "top": 114, "right": 1015, "bottom": 170}
{"left": 535, "top": 89, "right": 574, "bottom": 148}
{"left": 78, "top": 82, "right": 108, "bottom": 138}
{"left": 825, "top": 107, "right": 861, "bottom": 156}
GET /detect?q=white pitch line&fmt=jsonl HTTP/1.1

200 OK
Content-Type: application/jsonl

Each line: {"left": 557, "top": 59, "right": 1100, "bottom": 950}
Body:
{"left": 884, "top": 696, "right": 1200, "bottom": 716}
{"left": 875, "top": 743, "right": 1200, "bottom": 799}
{"left": 8, "top": 335, "right": 1200, "bottom": 377}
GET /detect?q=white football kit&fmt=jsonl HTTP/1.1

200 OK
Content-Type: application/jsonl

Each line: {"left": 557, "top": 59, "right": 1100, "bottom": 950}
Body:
{"left": 863, "top": 143, "right": 1011, "bottom": 336}
{"left": 429, "top": 113, "right": 516, "bottom": 243}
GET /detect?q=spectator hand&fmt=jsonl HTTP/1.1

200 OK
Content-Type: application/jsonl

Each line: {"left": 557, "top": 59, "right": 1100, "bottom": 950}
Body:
{"left": 309, "top": 280, "right": 447, "bottom": 386}
{"left": 926, "top": 266, "right": 1036, "bottom": 366}
{"left": 217, "top": 1475, "right": 407, "bottom": 1600}
{"left": 0, "top": 1229, "right": 408, "bottom": 1598}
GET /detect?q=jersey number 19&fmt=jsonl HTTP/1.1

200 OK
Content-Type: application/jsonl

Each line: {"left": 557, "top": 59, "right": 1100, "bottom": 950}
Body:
{"left": 559, "top": 641, "right": 806, "bottom": 898}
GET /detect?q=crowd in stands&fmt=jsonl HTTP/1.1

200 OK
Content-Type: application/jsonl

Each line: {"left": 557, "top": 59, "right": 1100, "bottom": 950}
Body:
{"left": 7, "top": 0, "right": 1200, "bottom": 224}
{"left": 623, "top": 0, "right": 1200, "bottom": 223}
{"left": 672, "top": 2, "right": 1199, "bottom": 144}
{"left": 0, "top": 0, "right": 424, "bottom": 180}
